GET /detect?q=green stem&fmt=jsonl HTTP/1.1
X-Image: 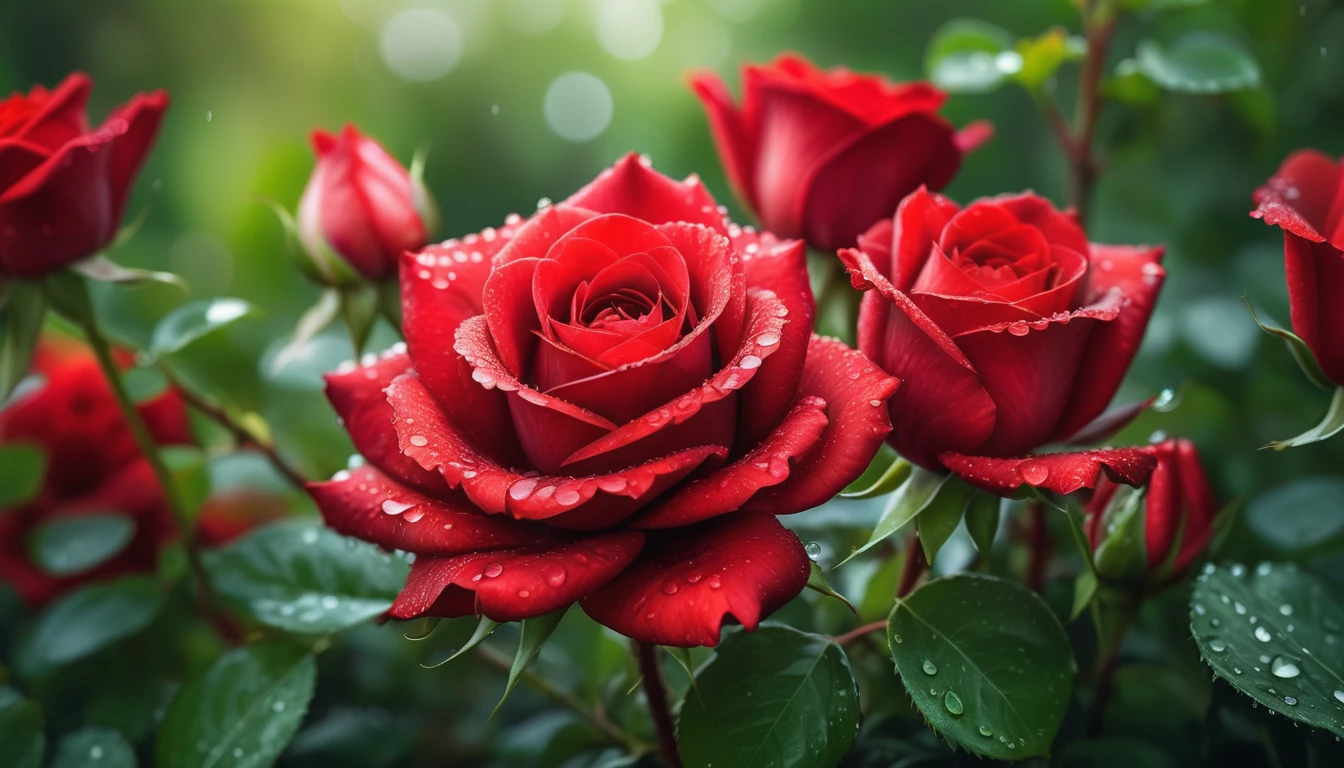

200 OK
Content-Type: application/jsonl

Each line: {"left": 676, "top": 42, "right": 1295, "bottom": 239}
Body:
{"left": 1085, "top": 592, "right": 1138, "bottom": 736}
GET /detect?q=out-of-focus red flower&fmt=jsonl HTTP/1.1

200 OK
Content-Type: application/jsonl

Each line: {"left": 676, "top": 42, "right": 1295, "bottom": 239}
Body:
{"left": 690, "top": 54, "right": 991, "bottom": 253}
{"left": 0, "top": 73, "right": 168, "bottom": 278}
{"left": 197, "top": 490, "right": 291, "bottom": 548}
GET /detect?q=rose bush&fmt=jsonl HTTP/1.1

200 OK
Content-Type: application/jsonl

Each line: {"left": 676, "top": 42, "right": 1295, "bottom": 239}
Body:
{"left": 690, "top": 54, "right": 991, "bottom": 253}
{"left": 839, "top": 187, "right": 1166, "bottom": 496}
{"left": 308, "top": 154, "right": 898, "bottom": 647}
{"left": 0, "top": 72, "right": 167, "bottom": 278}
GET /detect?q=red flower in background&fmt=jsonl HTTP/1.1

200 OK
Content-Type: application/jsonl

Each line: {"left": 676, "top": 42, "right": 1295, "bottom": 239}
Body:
{"left": 0, "top": 337, "right": 190, "bottom": 606}
{"left": 690, "top": 54, "right": 991, "bottom": 253}
{"left": 1251, "top": 150, "right": 1344, "bottom": 386}
{"left": 0, "top": 73, "right": 168, "bottom": 278}
{"left": 839, "top": 188, "right": 1165, "bottom": 497}
{"left": 297, "top": 124, "right": 431, "bottom": 281}
{"left": 308, "top": 155, "right": 898, "bottom": 647}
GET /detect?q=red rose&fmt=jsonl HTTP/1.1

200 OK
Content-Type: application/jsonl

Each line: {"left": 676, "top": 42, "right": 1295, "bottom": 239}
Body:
{"left": 1251, "top": 150, "right": 1344, "bottom": 386}
{"left": 839, "top": 187, "right": 1165, "bottom": 497}
{"left": 690, "top": 54, "right": 991, "bottom": 253}
{"left": 197, "top": 491, "right": 290, "bottom": 548}
{"left": 0, "top": 73, "right": 168, "bottom": 278}
{"left": 308, "top": 155, "right": 898, "bottom": 647}
{"left": 0, "top": 336, "right": 191, "bottom": 606}
{"left": 297, "top": 124, "right": 431, "bottom": 281}
{"left": 1086, "top": 438, "right": 1218, "bottom": 585}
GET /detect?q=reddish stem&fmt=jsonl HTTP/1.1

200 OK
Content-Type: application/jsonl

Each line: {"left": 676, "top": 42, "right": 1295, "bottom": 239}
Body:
{"left": 895, "top": 535, "right": 927, "bottom": 598}
{"left": 1025, "top": 500, "right": 1050, "bottom": 593}
{"left": 637, "top": 643, "right": 682, "bottom": 768}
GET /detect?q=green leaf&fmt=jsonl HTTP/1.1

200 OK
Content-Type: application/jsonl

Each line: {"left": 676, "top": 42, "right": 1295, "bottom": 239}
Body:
{"left": 259, "top": 197, "right": 360, "bottom": 287}
{"left": 1014, "top": 28, "right": 1085, "bottom": 91}
{"left": 1190, "top": 563, "right": 1344, "bottom": 736}
{"left": 677, "top": 625, "right": 859, "bottom": 768}
{"left": 1092, "top": 485, "right": 1148, "bottom": 584}
{"left": 161, "top": 446, "right": 211, "bottom": 519}
{"left": 1106, "top": 59, "right": 1162, "bottom": 106}
{"left": 422, "top": 617, "right": 501, "bottom": 668}
{"left": 842, "top": 455, "right": 911, "bottom": 499}
{"left": 0, "top": 280, "right": 46, "bottom": 403}
{"left": 340, "top": 283, "right": 380, "bottom": 357}
{"left": 204, "top": 520, "right": 409, "bottom": 635}
{"left": 806, "top": 562, "right": 856, "bottom": 614}
{"left": 888, "top": 573, "right": 1074, "bottom": 759}
{"left": 1071, "top": 568, "right": 1098, "bottom": 622}
{"left": 1246, "top": 299, "right": 1332, "bottom": 390}
{"left": 1135, "top": 32, "right": 1261, "bottom": 94}
{"left": 925, "top": 18, "right": 1020, "bottom": 93}
{"left": 121, "top": 366, "right": 170, "bottom": 404}
{"left": 28, "top": 513, "right": 136, "bottom": 577}
{"left": 964, "top": 492, "right": 1001, "bottom": 555}
{"left": 69, "top": 254, "right": 187, "bottom": 292}
{"left": 496, "top": 608, "right": 569, "bottom": 714}
{"left": 919, "top": 478, "right": 973, "bottom": 563}
{"left": 1246, "top": 477, "right": 1344, "bottom": 553}
{"left": 156, "top": 642, "right": 316, "bottom": 768}
{"left": 0, "top": 691, "right": 44, "bottom": 768}
{"left": 839, "top": 467, "right": 950, "bottom": 566}
{"left": 271, "top": 289, "right": 341, "bottom": 373}
{"left": 17, "top": 576, "right": 164, "bottom": 671}
{"left": 52, "top": 727, "right": 137, "bottom": 768}
{"left": 1267, "top": 387, "right": 1344, "bottom": 450}
{"left": 1120, "top": 0, "right": 1209, "bottom": 10}
{"left": 149, "top": 298, "right": 261, "bottom": 357}
{"left": 0, "top": 443, "right": 46, "bottom": 508}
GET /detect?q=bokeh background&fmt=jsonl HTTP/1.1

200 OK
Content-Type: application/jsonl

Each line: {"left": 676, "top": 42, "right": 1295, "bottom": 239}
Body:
{"left": 4, "top": 0, "right": 1344, "bottom": 765}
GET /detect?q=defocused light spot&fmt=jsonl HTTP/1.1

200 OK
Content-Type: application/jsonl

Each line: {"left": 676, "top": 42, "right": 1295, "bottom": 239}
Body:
{"left": 544, "top": 72, "right": 613, "bottom": 142}
{"left": 709, "top": 0, "right": 766, "bottom": 23}
{"left": 380, "top": 9, "right": 463, "bottom": 82}
{"left": 596, "top": 0, "right": 663, "bottom": 60}
{"left": 506, "top": 0, "right": 565, "bottom": 36}
{"left": 669, "top": 13, "right": 731, "bottom": 69}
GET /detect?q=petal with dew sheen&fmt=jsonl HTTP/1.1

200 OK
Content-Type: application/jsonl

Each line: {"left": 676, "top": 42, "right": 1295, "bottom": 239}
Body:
{"left": 563, "top": 152, "right": 729, "bottom": 235}
{"left": 941, "top": 447, "right": 1158, "bottom": 498}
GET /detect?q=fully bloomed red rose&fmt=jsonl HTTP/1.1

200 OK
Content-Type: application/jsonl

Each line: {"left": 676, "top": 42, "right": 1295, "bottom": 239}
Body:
{"left": 0, "top": 336, "right": 191, "bottom": 606}
{"left": 690, "top": 54, "right": 991, "bottom": 253}
{"left": 297, "top": 124, "right": 431, "bottom": 281}
{"left": 1251, "top": 150, "right": 1344, "bottom": 386}
{"left": 839, "top": 188, "right": 1165, "bottom": 497}
{"left": 0, "top": 73, "right": 168, "bottom": 278}
{"left": 1086, "top": 438, "right": 1218, "bottom": 586}
{"left": 308, "top": 155, "right": 898, "bottom": 647}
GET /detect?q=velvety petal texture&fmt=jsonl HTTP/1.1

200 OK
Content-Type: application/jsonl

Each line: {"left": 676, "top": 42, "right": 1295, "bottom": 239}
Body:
{"left": 689, "top": 54, "right": 989, "bottom": 252}
{"left": 308, "top": 156, "right": 894, "bottom": 646}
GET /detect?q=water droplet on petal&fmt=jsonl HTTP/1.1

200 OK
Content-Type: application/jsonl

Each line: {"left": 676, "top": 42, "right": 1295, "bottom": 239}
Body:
{"left": 1020, "top": 461, "right": 1050, "bottom": 486}
{"left": 409, "top": 435, "right": 429, "bottom": 447}
{"left": 740, "top": 354, "right": 762, "bottom": 370}
{"left": 382, "top": 499, "right": 414, "bottom": 516}
{"left": 545, "top": 565, "right": 567, "bottom": 587}
{"left": 483, "top": 562, "right": 504, "bottom": 578}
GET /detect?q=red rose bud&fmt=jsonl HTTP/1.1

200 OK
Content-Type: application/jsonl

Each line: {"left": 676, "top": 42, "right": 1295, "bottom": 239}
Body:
{"left": 0, "top": 336, "right": 191, "bottom": 607}
{"left": 1086, "top": 439, "right": 1218, "bottom": 587}
{"left": 308, "top": 154, "right": 899, "bottom": 647}
{"left": 840, "top": 188, "right": 1166, "bottom": 497}
{"left": 297, "top": 124, "right": 432, "bottom": 282}
{"left": 0, "top": 73, "right": 168, "bottom": 278}
{"left": 1251, "top": 150, "right": 1344, "bottom": 386}
{"left": 690, "top": 54, "right": 991, "bottom": 253}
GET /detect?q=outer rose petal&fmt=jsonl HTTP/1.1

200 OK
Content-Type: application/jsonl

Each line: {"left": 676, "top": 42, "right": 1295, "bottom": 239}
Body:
{"left": 563, "top": 152, "right": 728, "bottom": 235}
{"left": 890, "top": 187, "right": 961, "bottom": 291}
{"left": 308, "top": 465, "right": 552, "bottom": 556}
{"left": 743, "top": 336, "right": 898, "bottom": 514}
{"left": 941, "top": 447, "right": 1158, "bottom": 498}
{"left": 8, "top": 73, "right": 92, "bottom": 150}
{"left": 581, "top": 513, "right": 810, "bottom": 647}
{"left": 1250, "top": 149, "right": 1341, "bottom": 245}
{"left": 688, "top": 71, "right": 757, "bottom": 210}
{"left": 389, "top": 531, "right": 645, "bottom": 622}
{"left": 1279, "top": 235, "right": 1344, "bottom": 385}
{"left": 1170, "top": 439, "right": 1217, "bottom": 574}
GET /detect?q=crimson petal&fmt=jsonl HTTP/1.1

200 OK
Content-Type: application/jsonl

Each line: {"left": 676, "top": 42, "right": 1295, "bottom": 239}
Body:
{"left": 941, "top": 447, "right": 1158, "bottom": 498}
{"left": 563, "top": 152, "right": 728, "bottom": 234}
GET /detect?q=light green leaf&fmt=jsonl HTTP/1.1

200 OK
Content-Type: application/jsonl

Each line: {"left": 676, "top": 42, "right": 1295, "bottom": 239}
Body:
{"left": 17, "top": 576, "right": 164, "bottom": 670}
{"left": 888, "top": 573, "right": 1074, "bottom": 760}
{"left": 677, "top": 625, "right": 859, "bottom": 768}
{"left": 805, "top": 562, "right": 856, "bottom": 614}
{"left": 919, "top": 478, "right": 973, "bottom": 563}
{"left": 150, "top": 298, "right": 261, "bottom": 357}
{"left": 271, "top": 289, "right": 341, "bottom": 373}
{"left": 422, "top": 617, "right": 500, "bottom": 668}
{"left": 161, "top": 446, "right": 211, "bottom": 519}
{"left": 1092, "top": 485, "right": 1148, "bottom": 584}
{"left": 52, "top": 727, "right": 137, "bottom": 768}
{"left": 0, "top": 281, "right": 46, "bottom": 403}
{"left": 0, "top": 443, "right": 46, "bottom": 508}
{"left": 1267, "top": 387, "right": 1344, "bottom": 450}
{"left": 1014, "top": 28, "right": 1085, "bottom": 90}
{"left": 156, "top": 642, "right": 316, "bottom": 768}
{"left": 203, "top": 520, "right": 409, "bottom": 635}
{"left": 925, "top": 18, "right": 1020, "bottom": 93}
{"left": 28, "top": 513, "right": 136, "bottom": 577}
{"left": 496, "top": 607, "right": 569, "bottom": 714}
{"left": 340, "top": 284, "right": 380, "bottom": 357}
{"left": 1190, "top": 563, "right": 1344, "bottom": 736}
{"left": 1136, "top": 32, "right": 1261, "bottom": 94}
{"left": 1246, "top": 299, "right": 1332, "bottom": 390}
{"left": 839, "top": 467, "right": 950, "bottom": 566}
{"left": 842, "top": 455, "right": 911, "bottom": 499}
{"left": 69, "top": 254, "right": 187, "bottom": 292}
{"left": 121, "top": 366, "right": 169, "bottom": 404}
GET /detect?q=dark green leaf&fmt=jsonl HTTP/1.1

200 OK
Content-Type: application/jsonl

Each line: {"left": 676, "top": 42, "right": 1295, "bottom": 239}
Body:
{"left": 1246, "top": 477, "right": 1344, "bottom": 552}
{"left": 1071, "top": 568, "right": 1098, "bottom": 622}
{"left": 1136, "top": 32, "right": 1261, "bottom": 94}
{"left": 1120, "top": 0, "right": 1209, "bottom": 10}
{"left": 52, "top": 727, "right": 137, "bottom": 768}
{"left": 1267, "top": 387, "right": 1344, "bottom": 450}
{"left": 423, "top": 616, "right": 500, "bottom": 668}
{"left": 28, "top": 513, "right": 136, "bottom": 577}
{"left": 0, "top": 280, "right": 46, "bottom": 403}
{"left": 17, "top": 576, "right": 164, "bottom": 670}
{"left": 1093, "top": 486, "right": 1148, "bottom": 584}
{"left": 1246, "top": 299, "right": 1332, "bottom": 390}
{"left": 157, "top": 642, "right": 316, "bottom": 768}
{"left": 806, "top": 562, "right": 856, "bottom": 614}
{"left": 841, "top": 455, "right": 910, "bottom": 499}
{"left": 964, "top": 492, "right": 1001, "bottom": 555}
{"left": 1190, "top": 563, "right": 1344, "bottom": 736}
{"left": 677, "top": 625, "right": 859, "bottom": 768}
{"left": 150, "top": 298, "right": 261, "bottom": 357}
{"left": 204, "top": 520, "right": 409, "bottom": 635}
{"left": 1058, "top": 738, "right": 1178, "bottom": 768}
{"left": 0, "top": 443, "right": 45, "bottom": 508}
{"left": 496, "top": 607, "right": 569, "bottom": 714}
{"left": 839, "top": 467, "right": 950, "bottom": 566}
{"left": 888, "top": 573, "right": 1074, "bottom": 759}
{"left": 919, "top": 478, "right": 973, "bottom": 563}
{"left": 925, "top": 18, "right": 1019, "bottom": 93}
{"left": 70, "top": 254, "right": 187, "bottom": 292}
{"left": 161, "top": 446, "right": 211, "bottom": 519}
{"left": 0, "top": 690, "right": 44, "bottom": 768}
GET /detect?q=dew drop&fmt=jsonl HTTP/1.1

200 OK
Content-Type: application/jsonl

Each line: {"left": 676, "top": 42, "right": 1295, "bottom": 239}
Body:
{"left": 663, "top": 580, "right": 680, "bottom": 595}
{"left": 707, "top": 575, "right": 722, "bottom": 589}
{"left": 1234, "top": 601, "right": 1247, "bottom": 615}
{"left": 409, "top": 435, "right": 429, "bottom": 447}
{"left": 382, "top": 499, "right": 414, "bottom": 516}
{"left": 922, "top": 660, "right": 938, "bottom": 675}
{"left": 1153, "top": 388, "right": 1180, "bottom": 412}
{"left": 979, "top": 726, "right": 993, "bottom": 737}
{"left": 1210, "top": 639, "right": 1227, "bottom": 652}
{"left": 740, "top": 354, "right": 762, "bottom": 370}
{"left": 1255, "top": 626, "right": 1272, "bottom": 642}
{"left": 804, "top": 541, "right": 822, "bottom": 561}
{"left": 1280, "top": 604, "right": 1293, "bottom": 616}
{"left": 1334, "top": 690, "right": 1344, "bottom": 704}
{"left": 272, "top": 700, "right": 286, "bottom": 712}
{"left": 1284, "top": 695, "right": 1298, "bottom": 706}
{"left": 1020, "top": 461, "right": 1049, "bottom": 486}
{"left": 944, "top": 691, "right": 964, "bottom": 716}
{"left": 555, "top": 488, "right": 582, "bottom": 506}
{"left": 1271, "top": 656, "right": 1301, "bottom": 678}
{"left": 545, "top": 565, "right": 568, "bottom": 587}
{"left": 483, "top": 562, "right": 504, "bottom": 578}
{"left": 517, "top": 589, "right": 531, "bottom": 598}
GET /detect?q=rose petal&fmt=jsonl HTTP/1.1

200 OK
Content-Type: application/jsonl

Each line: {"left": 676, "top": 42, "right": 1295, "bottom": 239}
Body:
{"left": 1171, "top": 439, "right": 1217, "bottom": 574}
{"left": 891, "top": 186, "right": 961, "bottom": 291}
{"left": 941, "top": 447, "right": 1158, "bottom": 498}
{"left": 1250, "top": 149, "right": 1341, "bottom": 245}
{"left": 1278, "top": 235, "right": 1344, "bottom": 385}
{"left": 688, "top": 72, "right": 757, "bottom": 212}
{"left": 11, "top": 73, "right": 92, "bottom": 150}
{"left": 581, "top": 513, "right": 810, "bottom": 647}
{"left": 563, "top": 152, "right": 728, "bottom": 234}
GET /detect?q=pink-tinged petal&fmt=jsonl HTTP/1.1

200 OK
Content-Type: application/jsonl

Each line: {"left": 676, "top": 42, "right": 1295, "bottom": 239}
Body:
{"left": 1280, "top": 235, "right": 1344, "bottom": 385}
{"left": 734, "top": 231, "right": 814, "bottom": 446}
{"left": 1250, "top": 149, "right": 1341, "bottom": 245}
{"left": 323, "top": 349, "right": 449, "bottom": 493}
{"left": 891, "top": 187, "right": 962, "bottom": 291}
{"left": 389, "top": 531, "right": 645, "bottom": 622}
{"left": 688, "top": 72, "right": 757, "bottom": 212}
{"left": 1050, "top": 245, "right": 1166, "bottom": 441}
{"left": 801, "top": 113, "right": 962, "bottom": 252}
{"left": 954, "top": 120, "right": 993, "bottom": 153}
{"left": 955, "top": 293, "right": 1121, "bottom": 456}
{"left": 840, "top": 247, "right": 996, "bottom": 469}
{"left": 743, "top": 336, "right": 898, "bottom": 515}
{"left": 634, "top": 396, "right": 829, "bottom": 529}
{"left": 308, "top": 465, "right": 552, "bottom": 556}
{"left": 581, "top": 514, "right": 810, "bottom": 647}
{"left": 563, "top": 152, "right": 729, "bottom": 234}
{"left": 941, "top": 447, "right": 1158, "bottom": 498}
